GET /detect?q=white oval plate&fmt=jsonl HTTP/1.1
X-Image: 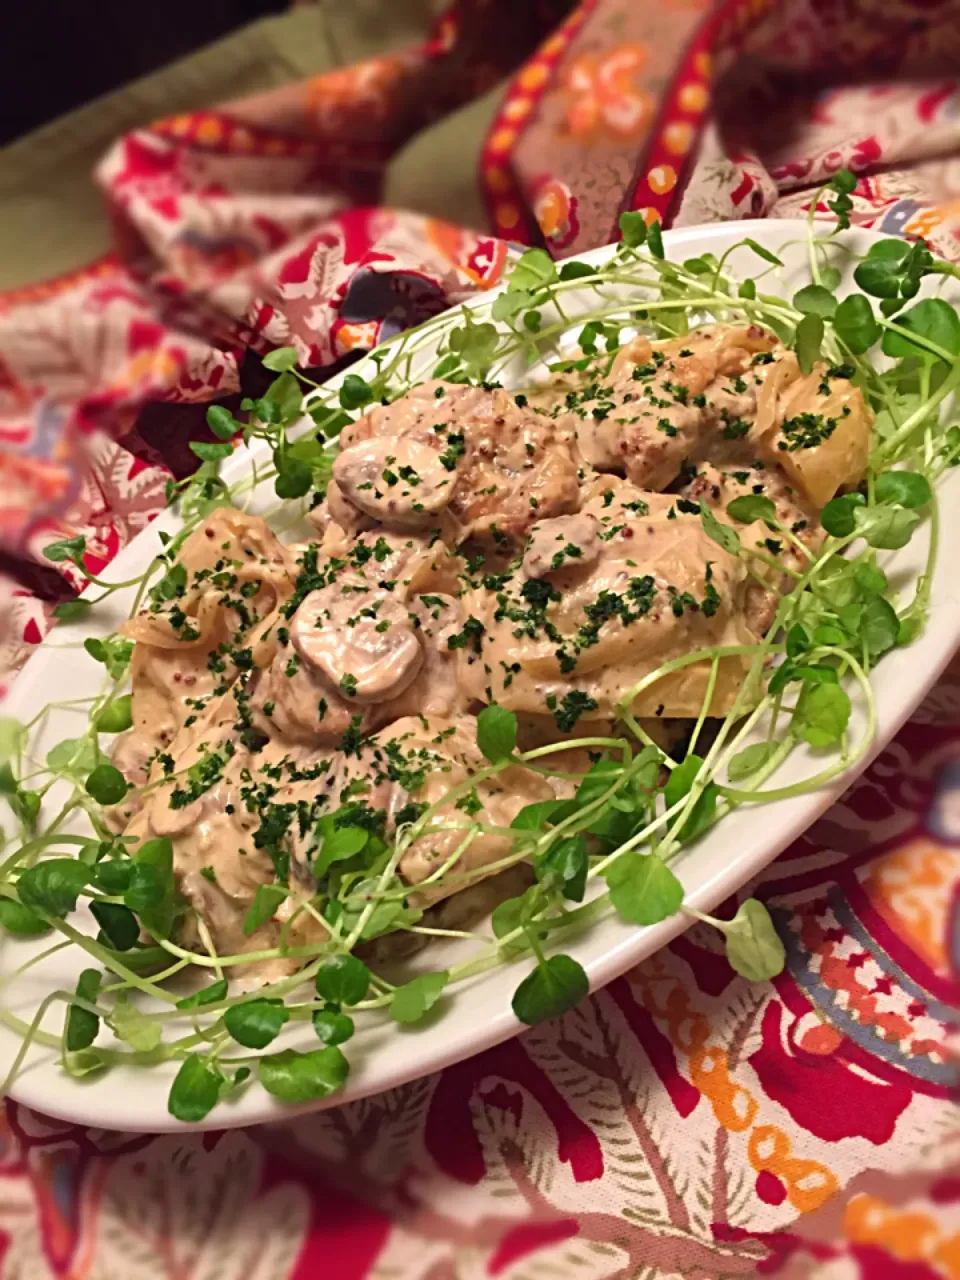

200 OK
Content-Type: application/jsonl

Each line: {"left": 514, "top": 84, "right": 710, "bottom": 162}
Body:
{"left": 3, "top": 219, "right": 958, "bottom": 1132}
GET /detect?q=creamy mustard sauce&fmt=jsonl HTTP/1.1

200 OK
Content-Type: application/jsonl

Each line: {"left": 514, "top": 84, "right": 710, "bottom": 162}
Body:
{"left": 111, "top": 325, "right": 870, "bottom": 984}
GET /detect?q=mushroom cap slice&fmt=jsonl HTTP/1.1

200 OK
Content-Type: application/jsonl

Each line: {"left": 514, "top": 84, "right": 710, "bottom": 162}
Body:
{"left": 290, "top": 585, "right": 424, "bottom": 705}
{"left": 523, "top": 513, "right": 601, "bottom": 579}
{"left": 332, "top": 436, "right": 458, "bottom": 529}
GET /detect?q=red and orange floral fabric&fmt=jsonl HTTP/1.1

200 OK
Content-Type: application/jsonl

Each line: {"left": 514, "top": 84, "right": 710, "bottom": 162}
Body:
{"left": 0, "top": 1, "right": 958, "bottom": 1275}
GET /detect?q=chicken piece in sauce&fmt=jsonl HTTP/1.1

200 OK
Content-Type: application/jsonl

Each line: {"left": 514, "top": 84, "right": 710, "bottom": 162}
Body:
{"left": 110, "top": 508, "right": 297, "bottom": 814}
{"left": 120, "top": 687, "right": 324, "bottom": 989}
{"left": 286, "top": 715, "right": 558, "bottom": 908}
{"left": 750, "top": 353, "right": 870, "bottom": 506}
{"left": 559, "top": 325, "right": 779, "bottom": 490}
{"left": 458, "top": 477, "right": 758, "bottom": 722}
{"left": 680, "top": 461, "right": 823, "bottom": 636}
{"left": 330, "top": 379, "right": 581, "bottom": 544}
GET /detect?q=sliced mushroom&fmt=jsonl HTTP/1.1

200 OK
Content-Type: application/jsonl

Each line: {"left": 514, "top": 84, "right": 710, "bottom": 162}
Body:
{"left": 332, "top": 435, "right": 458, "bottom": 529}
{"left": 523, "top": 513, "right": 601, "bottom": 578}
{"left": 322, "top": 477, "right": 378, "bottom": 535}
{"left": 290, "top": 585, "right": 423, "bottom": 704}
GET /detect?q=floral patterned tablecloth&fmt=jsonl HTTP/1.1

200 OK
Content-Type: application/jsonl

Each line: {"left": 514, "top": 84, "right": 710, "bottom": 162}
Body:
{"left": 0, "top": 1, "right": 958, "bottom": 1275}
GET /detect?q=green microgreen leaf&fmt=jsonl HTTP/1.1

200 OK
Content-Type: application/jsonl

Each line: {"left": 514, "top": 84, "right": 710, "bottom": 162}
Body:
{"left": 558, "top": 261, "right": 597, "bottom": 281}
{"left": 0, "top": 897, "right": 50, "bottom": 936}
{"left": 814, "top": 622, "right": 848, "bottom": 646}
{"left": 618, "top": 212, "right": 648, "bottom": 248}
{"left": 206, "top": 405, "right": 241, "bottom": 439}
{"left": 795, "top": 683, "right": 851, "bottom": 747}
{"left": 90, "top": 901, "right": 140, "bottom": 951}
{"left": 274, "top": 456, "right": 313, "bottom": 500}
{"left": 853, "top": 505, "right": 921, "bottom": 550}
{"left": 94, "top": 859, "right": 133, "bottom": 896}
{"left": 874, "top": 470, "right": 932, "bottom": 509}
{"left": 65, "top": 968, "right": 101, "bottom": 1051}
{"left": 512, "top": 954, "right": 588, "bottom": 1025}
{"left": 310, "top": 406, "right": 352, "bottom": 438}
{"left": 476, "top": 704, "right": 517, "bottom": 764}
{"left": 314, "top": 954, "right": 370, "bottom": 1007}
{"left": 492, "top": 886, "right": 544, "bottom": 957}
{"left": 147, "top": 561, "right": 188, "bottom": 609}
{"left": 683, "top": 256, "right": 712, "bottom": 275}
{"left": 111, "top": 995, "right": 162, "bottom": 1052}
{"left": 793, "top": 284, "right": 837, "bottom": 318}
{"left": 43, "top": 536, "right": 86, "bottom": 566}
{"left": 312, "top": 1009, "right": 354, "bottom": 1045}
{"left": 85, "top": 764, "right": 128, "bottom": 806}
{"left": 699, "top": 502, "right": 740, "bottom": 556}
{"left": 168, "top": 1053, "right": 224, "bottom": 1122}
{"left": 603, "top": 852, "right": 683, "bottom": 925}
{"left": 95, "top": 695, "right": 133, "bottom": 735}
{"left": 664, "top": 754, "right": 718, "bottom": 843}
{"left": 821, "top": 492, "right": 866, "bottom": 537}
{"left": 46, "top": 737, "right": 98, "bottom": 777}
{"left": 189, "top": 441, "right": 234, "bottom": 463}
{"left": 727, "top": 495, "right": 776, "bottom": 525}
{"left": 853, "top": 258, "right": 902, "bottom": 299}
{"left": 0, "top": 768, "right": 40, "bottom": 831}
{"left": 727, "top": 743, "right": 776, "bottom": 782}
{"left": 312, "top": 821, "right": 369, "bottom": 878}
{"left": 0, "top": 719, "right": 24, "bottom": 761}
{"left": 242, "top": 883, "right": 288, "bottom": 936}
{"left": 338, "top": 374, "right": 374, "bottom": 411}
{"left": 448, "top": 318, "right": 499, "bottom": 372}
{"left": 721, "top": 899, "right": 785, "bottom": 981}
{"left": 786, "top": 624, "right": 809, "bottom": 657}
{"left": 795, "top": 313, "right": 824, "bottom": 372}
{"left": 827, "top": 168, "right": 856, "bottom": 228}
{"left": 358, "top": 899, "right": 421, "bottom": 941}
{"left": 867, "top": 238, "right": 910, "bottom": 262}
{"left": 535, "top": 835, "right": 588, "bottom": 902}
{"left": 511, "top": 799, "right": 571, "bottom": 831}
{"left": 18, "top": 858, "right": 90, "bottom": 917}
{"left": 508, "top": 248, "right": 557, "bottom": 292}
{"left": 125, "top": 837, "right": 177, "bottom": 940}
{"left": 492, "top": 290, "right": 534, "bottom": 321}
{"left": 176, "top": 979, "right": 228, "bottom": 1010}
{"left": 769, "top": 661, "right": 837, "bottom": 696}
{"left": 854, "top": 561, "right": 888, "bottom": 595}
{"left": 53, "top": 599, "right": 93, "bottom": 622}
{"left": 264, "top": 371, "right": 304, "bottom": 421}
{"left": 225, "top": 998, "right": 290, "bottom": 1049}
{"left": 258, "top": 1046, "right": 349, "bottom": 1102}
{"left": 882, "top": 298, "right": 960, "bottom": 358}
{"left": 743, "top": 239, "right": 782, "bottom": 266}
{"left": 85, "top": 636, "right": 136, "bottom": 682}
{"left": 262, "top": 346, "right": 299, "bottom": 372}
{"left": 834, "top": 294, "right": 881, "bottom": 354}
{"left": 860, "top": 594, "right": 900, "bottom": 660}
{"left": 390, "top": 971, "right": 449, "bottom": 1024}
